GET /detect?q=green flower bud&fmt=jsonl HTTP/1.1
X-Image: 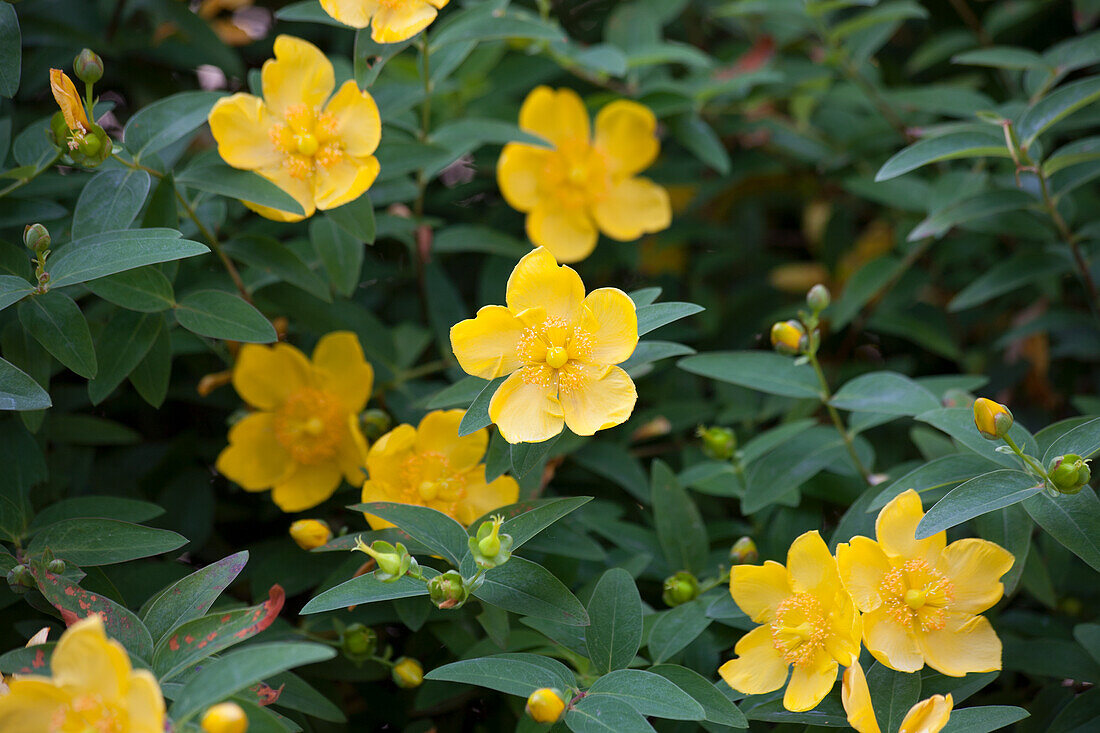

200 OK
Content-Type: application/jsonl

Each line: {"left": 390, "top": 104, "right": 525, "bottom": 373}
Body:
{"left": 341, "top": 623, "right": 377, "bottom": 659}
{"left": 7, "top": 564, "right": 33, "bottom": 591}
{"left": 23, "top": 224, "right": 50, "bottom": 254}
{"left": 427, "top": 570, "right": 469, "bottom": 610}
{"left": 696, "top": 425, "right": 737, "bottom": 461}
{"left": 73, "top": 49, "right": 104, "bottom": 84}
{"left": 47, "top": 559, "right": 66, "bottom": 575}
{"left": 730, "top": 536, "right": 759, "bottom": 565}
{"left": 662, "top": 571, "right": 700, "bottom": 607}
{"left": 360, "top": 408, "right": 393, "bottom": 441}
{"left": 352, "top": 537, "right": 414, "bottom": 581}
{"left": 806, "top": 283, "right": 831, "bottom": 313}
{"left": 1048, "top": 454, "right": 1091, "bottom": 495}
{"left": 468, "top": 515, "right": 513, "bottom": 569}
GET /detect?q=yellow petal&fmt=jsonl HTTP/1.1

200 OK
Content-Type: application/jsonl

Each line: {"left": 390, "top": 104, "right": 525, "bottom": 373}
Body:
{"left": 208, "top": 93, "right": 282, "bottom": 170}
{"left": 593, "top": 100, "right": 659, "bottom": 177}
{"left": 216, "top": 412, "right": 293, "bottom": 491}
{"left": 784, "top": 649, "right": 838, "bottom": 712}
{"left": 937, "top": 538, "right": 1013, "bottom": 614}
{"left": 506, "top": 247, "right": 586, "bottom": 324}
{"left": 526, "top": 205, "right": 599, "bottom": 264}
{"left": 366, "top": 423, "right": 418, "bottom": 484}
{"left": 876, "top": 489, "right": 945, "bottom": 564}
{"left": 262, "top": 35, "right": 335, "bottom": 119}
{"left": 917, "top": 612, "right": 1001, "bottom": 677}
{"left": 519, "top": 86, "right": 590, "bottom": 147}
{"left": 362, "top": 479, "right": 398, "bottom": 529}
{"left": 0, "top": 679, "right": 70, "bottom": 733}
{"left": 319, "top": 0, "right": 379, "bottom": 28}
{"left": 50, "top": 69, "right": 88, "bottom": 131}
{"left": 729, "top": 561, "right": 791, "bottom": 623}
{"left": 455, "top": 473, "right": 521, "bottom": 526}
{"left": 248, "top": 162, "right": 316, "bottom": 221}
{"left": 558, "top": 364, "right": 637, "bottom": 437}
{"left": 416, "top": 409, "right": 487, "bottom": 472}
{"left": 371, "top": 0, "right": 444, "bottom": 42}
{"left": 450, "top": 305, "right": 527, "bottom": 379}
{"left": 233, "top": 342, "right": 312, "bottom": 411}
{"left": 836, "top": 536, "right": 890, "bottom": 612}
{"left": 488, "top": 368, "right": 565, "bottom": 444}
{"left": 863, "top": 607, "right": 924, "bottom": 673}
{"left": 579, "top": 288, "right": 638, "bottom": 365}
{"left": 324, "top": 80, "right": 382, "bottom": 157}
{"left": 841, "top": 662, "right": 882, "bottom": 733}
{"left": 338, "top": 415, "right": 369, "bottom": 485}
{"left": 311, "top": 331, "right": 373, "bottom": 413}
{"left": 899, "top": 694, "right": 953, "bottom": 733}
{"left": 125, "top": 670, "right": 166, "bottom": 733}
{"left": 271, "top": 462, "right": 344, "bottom": 512}
{"left": 591, "top": 176, "right": 671, "bottom": 241}
{"left": 498, "top": 144, "right": 550, "bottom": 212}
{"left": 824, "top": 596, "right": 863, "bottom": 667}
{"left": 717, "top": 624, "right": 789, "bottom": 695}
{"left": 314, "top": 155, "right": 380, "bottom": 211}
{"left": 786, "top": 530, "right": 840, "bottom": 597}
{"left": 51, "top": 615, "right": 130, "bottom": 703}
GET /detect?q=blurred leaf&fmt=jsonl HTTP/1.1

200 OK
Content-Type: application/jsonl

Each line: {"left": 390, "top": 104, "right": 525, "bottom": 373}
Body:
{"left": 86, "top": 267, "right": 175, "bottom": 312}
{"left": 949, "top": 252, "right": 1070, "bottom": 311}
{"left": 141, "top": 551, "right": 250, "bottom": 643}
{"left": 870, "top": 454, "right": 997, "bottom": 510}
{"left": 47, "top": 229, "right": 207, "bottom": 289}
{"left": 975, "top": 505, "right": 1031, "bottom": 595}
{"left": 29, "top": 496, "right": 161, "bottom": 531}
{"left": 434, "top": 226, "right": 529, "bottom": 257}
{"left": 1023, "top": 488, "right": 1100, "bottom": 573}
{"left": 0, "top": 3, "right": 18, "bottom": 98}
{"left": 0, "top": 356, "right": 51, "bottom": 411}
{"left": 746, "top": 426, "right": 871, "bottom": 513}
{"left": 952, "top": 46, "right": 1049, "bottom": 69}
{"left": 429, "top": 4, "right": 565, "bottom": 50}
{"left": 636, "top": 302, "right": 704, "bottom": 335}
{"left": 311, "top": 217, "right": 364, "bottom": 298}
{"left": 831, "top": 372, "right": 940, "bottom": 415}
{"left": 567, "top": 693, "right": 656, "bottom": 732}
{"left": 875, "top": 133, "right": 1010, "bottom": 181}
{"left": 828, "top": 1, "right": 928, "bottom": 40}
{"left": 276, "top": 0, "right": 351, "bottom": 27}
{"left": 909, "top": 190, "right": 1035, "bottom": 241}
{"left": 671, "top": 113, "right": 730, "bottom": 174}
{"left": 129, "top": 327, "right": 172, "bottom": 408}
{"left": 586, "top": 568, "right": 643, "bottom": 674}
{"left": 587, "top": 668, "right": 705, "bottom": 720}
{"left": 679, "top": 351, "right": 819, "bottom": 399}
{"left": 71, "top": 168, "right": 151, "bottom": 239}
{"left": 1017, "top": 76, "right": 1100, "bottom": 147}
{"left": 572, "top": 442, "right": 649, "bottom": 503}
{"left": 87, "top": 311, "right": 162, "bottom": 405}
{"left": 29, "top": 518, "right": 186, "bottom": 566}
{"left": 0, "top": 275, "right": 34, "bottom": 313}
{"left": 325, "top": 194, "right": 376, "bottom": 244}
{"left": 510, "top": 433, "right": 561, "bottom": 478}
{"left": 18, "top": 292, "right": 96, "bottom": 378}
{"left": 866, "top": 663, "right": 921, "bottom": 733}
{"left": 175, "top": 290, "right": 276, "bottom": 343}
{"left": 1044, "top": 136, "right": 1100, "bottom": 175}
{"left": 226, "top": 236, "right": 331, "bottom": 302}
{"left": 651, "top": 460, "right": 707, "bottom": 573}
{"left": 648, "top": 600, "right": 711, "bottom": 664}
{"left": 123, "top": 92, "right": 224, "bottom": 160}
{"left": 351, "top": 502, "right": 468, "bottom": 566}
{"left": 176, "top": 155, "right": 305, "bottom": 216}
{"left": 473, "top": 556, "right": 589, "bottom": 626}
{"left": 425, "top": 653, "right": 575, "bottom": 697}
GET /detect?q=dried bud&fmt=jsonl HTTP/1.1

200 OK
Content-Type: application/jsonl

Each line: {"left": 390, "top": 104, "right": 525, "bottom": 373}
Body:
{"left": 973, "top": 398, "right": 1013, "bottom": 440}
{"left": 697, "top": 425, "right": 737, "bottom": 461}
{"left": 770, "top": 320, "right": 807, "bottom": 356}
{"left": 200, "top": 702, "right": 248, "bottom": 733}
{"left": 23, "top": 223, "right": 50, "bottom": 253}
{"left": 289, "top": 519, "right": 331, "bottom": 550}
{"left": 1048, "top": 454, "right": 1091, "bottom": 495}
{"left": 427, "top": 570, "right": 469, "bottom": 610}
{"left": 73, "top": 49, "right": 104, "bottom": 84}
{"left": 341, "top": 623, "right": 377, "bottom": 659}
{"left": 662, "top": 571, "right": 701, "bottom": 607}
{"left": 730, "top": 536, "right": 759, "bottom": 565}
{"left": 526, "top": 688, "right": 566, "bottom": 723}
{"left": 392, "top": 657, "right": 424, "bottom": 688}
{"left": 806, "top": 283, "right": 831, "bottom": 313}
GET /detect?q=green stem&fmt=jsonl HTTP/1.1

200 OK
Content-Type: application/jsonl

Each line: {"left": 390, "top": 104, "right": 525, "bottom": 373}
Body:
{"left": 1002, "top": 434, "right": 1047, "bottom": 479}
{"left": 0, "top": 152, "right": 61, "bottom": 199}
{"left": 807, "top": 351, "right": 873, "bottom": 484}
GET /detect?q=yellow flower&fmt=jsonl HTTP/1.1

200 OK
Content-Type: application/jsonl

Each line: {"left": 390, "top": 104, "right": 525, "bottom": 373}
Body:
{"left": 526, "top": 688, "right": 566, "bottom": 724}
{"left": 498, "top": 87, "right": 671, "bottom": 263}
{"left": 216, "top": 332, "right": 373, "bottom": 513}
{"left": 208, "top": 35, "right": 381, "bottom": 222}
{"left": 836, "top": 489, "right": 1013, "bottom": 676}
{"left": 841, "top": 661, "right": 953, "bottom": 733}
{"left": 319, "top": 0, "right": 449, "bottom": 43}
{"left": 972, "top": 397, "right": 1013, "bottom": 440}
{"left": 201, "top": 701, "right": 249, "bottom": 733}
{"left": 718, "top": 531, "right": 862, "bottom": 712}
{"left": 361, "top": 410, "right": 519, "bottom": 526}
{"left": 0, "top": 615, "right": 165, "bottom": 733}
{"left": 449, "top": 248, "right": 639, "bottom": 443}
{"left": 49, "top": 69, "right": 89, "bottom": 134}
{"left": 289, "top": 518, "right": 332, "bottom": 549}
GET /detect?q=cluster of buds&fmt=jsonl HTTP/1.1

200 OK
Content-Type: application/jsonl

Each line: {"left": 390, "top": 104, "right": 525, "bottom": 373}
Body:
{"left": 769, "top": 284, "right": 830, "bottom": 358}
{"left": 1048, "top": 454, "right": 1091, "bottom": 495}
{"left": 48, "top": 49, "right": 111, "bottom": 167}
{"left": 340, "top": 623, "right": 378, "bottom": 661}
{"left": 468, "top": 515, "right": 513, "bottom": 570}
{"left": 696, "top": 425, "right": 737, "bottom": 461}
{"left": 427, "top": 570, "right": 469, "bottom": 610}
{"left": 525, "top": 688, "right": 566, "bottom": 724}
{"left": 392, "top": 657, "right": 424, "bottom": 689}
{"left": 289, "top": 519, "right": 331, "bottom": 550}
{"left": 24, "top": 224, "right": 51, "bottom": 293}
{"left": 200, "top": 702, "right": 248, "bottom": 733}
{"left": 662, "top": 571, "right": 700, "bottom": 607}
{"left": 352, "top": 537, "right": 417, "bottom": 582}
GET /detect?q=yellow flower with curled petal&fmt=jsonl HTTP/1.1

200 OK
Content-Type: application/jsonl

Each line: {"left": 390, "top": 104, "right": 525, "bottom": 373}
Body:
{"left": 216, "top": 332, "right": 373, "bottom": 512}
{"left": 498, "top": 87, "right": 671, "bottom": 263}
{"left": 208, "top": 35, "right": 381, "bottom": 222}
{"left": 718, "top": 531, "right": 862, "bottom": 713}
{"left": 449, "top": 248, "right": 639, "bottom": 444}
{"left": 0, "top": 615, "right": 165, "bottom": 733}
{"left": 836, "top": 489, "right": 1013, "bottom": 676}
{"left": 319, "top": 0, "right": 449, "bottom": 42}
{"left": 842, "top": 661, "right": 953, "bottom": 733}
{"left": 361, "top": 409, "right": 519, "bottom": 527}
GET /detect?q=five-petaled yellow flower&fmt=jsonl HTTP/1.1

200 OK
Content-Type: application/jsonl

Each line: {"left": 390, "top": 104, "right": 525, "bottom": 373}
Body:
{"left": 842, "top": 661, "right": 953, "bottom": 733}
{"left": 719, "top": 530, "right": 862, "bottom": 712}
{"left": 836, "top": 489, "right": 1013, "bottom": 676}
{"left": 0, "top": 615, "right": 165, "bottom": 733}
{"left": 450, "top": 248, "right": 639, "bottom": 444}
{"left": 208, "top": 35, "right": 381, "bottom": 222}
{"left": 361, "top": 409, "right": 519, "bottom": 527}
{"left": 320, "top": 0, "right": 449, "bottom": 42}
{"left": 498, "top": 86, "right": 671, "bottom": 263}
{"left": 217, "top": 331, "right": 373, "bottom": 512}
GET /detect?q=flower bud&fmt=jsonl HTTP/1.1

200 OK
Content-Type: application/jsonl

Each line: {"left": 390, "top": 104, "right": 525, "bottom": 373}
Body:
{"left": 469, "top": 515, "right": 513, "bottom": 569}
{"left": 392, "top": 657, "right": 423, "bottom": 689}
{"left": 806, "top": 283, "right": 831, "bottom": 313}
{"left": 770, "top": 320, "right": 807, "bottom": 356}
{"left": 973, "top": 397, "right": 1013, "bottom": 440}
{"left": 47, "top": 559, "right": 66, "bottom": 574}
{"left": 730, "top": 536, "right": 759, "bottom": 565}
{"left": 200, "top": 701, "right": 248, "bottom": 733}
{"left": 289, "top": 519, "right": 331, "bottom": 550}
{"left": 73, "top": 49, "right": 104, "bottom": 84}
{"left": 341, "top": 623, "right": 377, "bottom": 659}
{"left": 696, "top": 425, "right": 736, "bottom": 461}
{"left": 23, "top": 224, "right": 50, "bottom": 253}
{"left": 352, "top": 537, "right": 414, "bottom": 581}
{"left": 360, "top": 408, "right": 392, "bottom": 441}
{"left": 1048, "top": 454, "right": 1091, "bottom": 495}
{"left": 526, "top": 687, "right": 566, "bottom": 724}
{"left": 427, "top": 570, "right": 469, "bottom": 610}
{"left": 662, "top": 571, "right": 700, "bottom": 607}
{"left": 6, "top": 564, "right": 33, "bottom": 592}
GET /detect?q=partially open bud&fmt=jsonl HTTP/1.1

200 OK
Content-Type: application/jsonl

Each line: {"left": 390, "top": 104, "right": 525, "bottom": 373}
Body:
{"left": 289, "top": 519, "right": 331, "bottom": 550}
{"left": 806, "top": 283, "right": 831, "bottom": 313}
{"left": 662, "top": 571, "right": 701, "bottom": 607}
{"left": 360, "top": 408, "right": 392, "bottom": 441}
{"left": 23, "top": 224, "right": 50, "bottom": 253}
{"left": 6, "top": 564, "right": 33, "bottom": 593}
{"left": 392, "top": 657, "right": 424, "bottom": 688}
{"left": 973, "top": 398, "right": 1013, "bottom": 440}
{"left": 48, "top": 69, "right": 110, "bottom": 167}
{"left": 352, "top": 537, "right": 415, "bottom": 581}
{"left": 770, "top": 320, "right": 807, "bottom": 356}
{"left": 427, "top": 570, "right": 469, "bottom": 610}
{"left": 730, "top": 536, "right": 759, "bottom": 565}
{"left": 697, "top": 425, "right": 737, "bottom": 461}
{"left": 341, "top": 623, "right": 377, "bottom": 659}
{"left": 526, "top": 687, "right": 566, "bottom": 724}
{"left": 469, "top": 515, "right": 513, "bottom": 569}
{"left": 200, "top": 702, "right": 248, "bottom": 733}
{"left": 1048, "top": 454, "right": 1091, "bottom": 495}
{"left": 73, "top": 49, "right": 104, "bottom": 84}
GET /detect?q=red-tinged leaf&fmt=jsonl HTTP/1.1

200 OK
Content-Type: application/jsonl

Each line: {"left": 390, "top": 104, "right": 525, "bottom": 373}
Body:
{"left": 0, "top": 643, "right": 55, "bottom": 675}
{"left": 151, "top": 585, "right": 285, "bottom": 681}
{"left": 715, "top": 35, "right": 775, "bottom": 79}
{"left": 140, "top": 550, "right": 250, "bottom": 643}
{"left": 251, "top": 681, "right": 285, "bottom": 707}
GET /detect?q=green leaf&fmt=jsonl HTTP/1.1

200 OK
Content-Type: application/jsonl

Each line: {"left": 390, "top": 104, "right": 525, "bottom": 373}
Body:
{"left": 831, "top": 371, "right": 941, "bottom": 415}
{"left": 175, "top": 290, "right": 276, "bottom": 343}
{"left": 425, "top": 653, "right": 575, "bottom": 697}
{"left": 746, "top": 426, "right": 871, "bottom": 513}
{"left": 636, "top": 302, "right": 704, "bottom": 335}
{"left": 310, "top": 217, "right": 364, "bottom": 298}
{"left": 18, "top": 292, "right": 96, "bottom": 378}
{"left": 47, "top": 229, "right": 208, "bottom": 289}
{"left": 567, "top": 694, "right": 655, "bottom": 733}
{"left": 1023, "top": 488, "right": 1100, "bottom": 573}
{"left": 621, "top": 341, "right": 696, "bottom": 376}
{"left": 865, "top": 663, "right": 921, "bottom": 732}
{"left": 71, "top": 168, "right": 151, "bottom": 239}
{"left": 916, "top": 469, "right": 1044, "bottom": 538}
{"left": 510, "top": 433, "right": 561, "bottom": 478}
{"left": 433, "top": 225, "right": 530, "bottom": 258}
{"left": 123, "top": 91, "right": 225, "bottom": 159}
{"left": 916, "top": 407, "right": 1038, "bottom": 468}
{"left": 30, "top": 496, "right": 163, "bottom": 531}
{"left": 86, "top": 267, "right": 175, "bottom": 312}
{"left": 1017, "top": 76, "right": 1100, "bottom": 147}
{"left": 275, "top": 0, "right": 351, "bottom": 27}
{"left": 909, "top": 189, "right": 1036, "bottom": 241}
{"left": 651, "top": 460, "right": 708, "bottom": 573}
{"left": 572, "top": 442, "right": 649, "bottom": 503}
{"left": 671, "top": 113, "right": 730, "bottom": 174}
{"left": 325, "top": 193, "right": 376, "bottom": 244}
{"left": 586, "top": 568, "right": 643, "bottom": 674}
{"left": 0, "top": 274, "right": 34, "bottom": 313}
{"left": 679, "top": 351, "right": 820, "bottom": 399}
{"left": 225, "top": 236, "right": 330, "bottom": 302}
{"left": 587, "top": 669, "right": 705, "bottom": 721}
{"left": 33, "top": 571, "right": 153, "bottom": 659}
{"left": 470, "top": 496, "right": 593, "bottom": 550}
{"left": 473, "top": 556, "right": 589, "bottom": 626}
{"left": 975, "top": 505, "right": 1031, "bottom": 595}
{"left": 1042, "top": 416, "right": 1100, "bottom": 464}
{"left": 88, "top": 311, "right": 163, "bottom": 405}
{"left": 424, "top": 376, "right": 486, "bottom": 409}
{"left": 875, "top": 132, "right": 1010, "bottom": 181}
{"left": 648, "top": 600, "right": 712, "bottom": 664}
{"left": 1043, "top": 136, "right": 1100, "bottom": 176}
{"left": 168, "top": 642, "right": 336, "bottom": 721}
{"left": 458, "top": 376, "right": 506, "bottom": 436}
{"left": 939, "top": 706, "right": 1029, "bottom": 733}
{"left": 870, "top": 454, "right": 996, "bottom": 510}
{"left": 828, "top": 1, "right": 928, "bottom": 40}
{"left": 28, "top": 518, "right": 187, "bottom": 566}
{"left": 648, "top": 664, "right": 747, "bottom": 727}
{"left": 129, "top": 327, "right": 171, "bottom": 408}
{"left": 431, "top": 119, "right": 551, "bottom": 151}
{"left": 952, "top": 46, "right": 1050, "bottom": 69}
{"left": 350, "top": 502, "right": 468, "bottom": 566}
{"left": 176, "top": 155, "right": 305, "bottom": 216}
{"left": 141, "top": 551, "right": 250, "bottom": 643}
{"left": 0, "top": 3, "right": 18, "bottom": 97}
{"left": 429, "top": 4, "right": 565, "bottom": 50}
{"left": 949, "top": 252, "right": 1070, "bottom": 311}
{"left": 301, "top": 569, "right": 436, "bottom": 614}
{"left": 0, "top": 356, "right": 51, "bottom": 411}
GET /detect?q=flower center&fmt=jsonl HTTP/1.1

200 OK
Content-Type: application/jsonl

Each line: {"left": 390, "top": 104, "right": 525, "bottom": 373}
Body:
{"left": 879, "top": 558, "right": 955, "bottom": 632}
{"left": 295, "top": 132, "right": 319, "bottom": 157}
{"left": 273, "top": 387, "right": 345, "bottom": 465}
{"left": 400, "top": 452, "right": 468, "bottom": 517}
{"left": 542, "top": 140, "right": 610, "bottom": 208}
{"left": 546, "top": 346, "right": 568, "bottom": 369}
{"left": 50, "top": 694, "right": 123, "bottom": 733}
{"left": 770, "top": 593, "right": 830, "bottom": 666}
{"left": 517, "top": 317, "right": 593, "bottom": 371}
{"left": 269, "top": 104, "right": 343, "bottom": 179}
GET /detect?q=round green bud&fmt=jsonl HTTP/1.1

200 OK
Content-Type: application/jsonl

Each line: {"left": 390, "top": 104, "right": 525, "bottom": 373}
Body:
{"left": 73, "top": 49, "right": 104, "bottom": 84}
{"left": 427, "top": 570, "right": 468, "bottom": 610}
{"left": 1048, "top": 454, "right": 1091, "bottom": 495}
{"left": 341, "top": 623, "right": 377, "bottom": 658}
{"left": 7, "top": 564, "right": 33, "bottom": 590}
{"left": 662, "top": 571, "right": 701, "bottom": 607}
{"left": 697, "top": 425, "right": 737, "bottom": 461}
{"left": 23, "top": 223, "right": 51, "bottom": 253}
{"left": 806, "top": 284, "right": 831, "bottom": 312}
{"left": 360, "top": 408, "right": 393, "bottom": 441}
{"left": 47, "top": 559, "right": 66, "bottom": 574}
